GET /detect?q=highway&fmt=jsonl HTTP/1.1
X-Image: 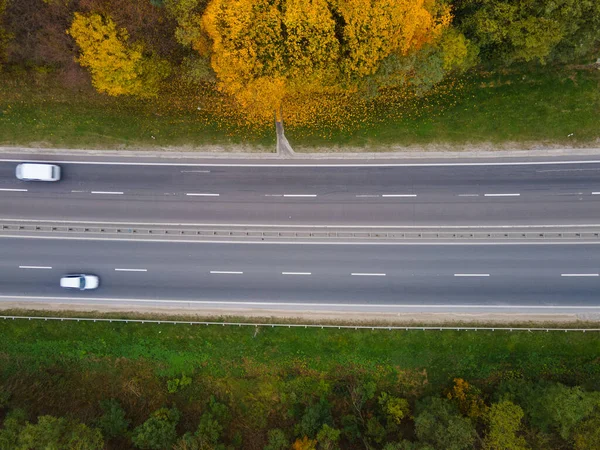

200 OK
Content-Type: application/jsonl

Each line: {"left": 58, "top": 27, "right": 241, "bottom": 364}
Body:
{"left": 1, "top": 237, "right": 600, "bottom": 310}
{"left": 1, "top": 158, "right": 600, "bottom": 226}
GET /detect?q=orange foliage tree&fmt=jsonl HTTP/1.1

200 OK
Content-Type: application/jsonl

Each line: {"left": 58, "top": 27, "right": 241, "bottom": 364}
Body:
{"left": 68, "top": 12, "right": 170, "bottom": 98}
{"left": 194, "top": 0, "right": 452, "bottom": 123}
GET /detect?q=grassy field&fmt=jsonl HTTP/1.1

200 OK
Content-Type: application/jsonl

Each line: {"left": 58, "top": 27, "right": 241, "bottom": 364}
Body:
{"left": 286, "top": 66, "right": 600, "bottom": 149}
{"left": 0, "top": 70, "right": 275, "bottom": 150}
{"left": 1, "top": 66, "right": 598, "bottom": 151}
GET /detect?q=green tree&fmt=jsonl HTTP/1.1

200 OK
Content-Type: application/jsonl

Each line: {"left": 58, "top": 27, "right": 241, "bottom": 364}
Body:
{"left": 264, "top": 428, "right": 288, "bottom": 450}
{"left": 132, "top": 407, "right": 180, "bottom": 450}
{"left": 573, "top": 411, "right": 600, "bottom": 450}
{"left": 96, "top": 399, "right": 129, "bottom": 439}
{"left": 383, "top": 441, "right": 435, "bottom": 450}
{"left": 516, "top": 382, "right": 600, "bottom": 440}
{"left": 316, "top": 424, "right": 340, "bottom": 450}
{"left": 296, "top": 399, "right": 333, "bottom": 439}
{"left": 17, "top": 415, "right": 103, "bottom": 450}
{"left": 414, "top": 397, "right": 476, "bottom": 450}
{"left": 483, "top": 401, "right": 528, "bottom": 450}
{"left": 0, "top": 0, "right": 12, "bottom": 68}
{"left": 0, "top": 409, "right": 27, "bottom": 450}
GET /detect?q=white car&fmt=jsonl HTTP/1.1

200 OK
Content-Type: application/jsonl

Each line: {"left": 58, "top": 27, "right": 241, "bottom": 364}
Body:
{"left": 60, "top": 274, "right": 100, "bottom": 291}
{"left": 16, "top": 163, "right": 61, "bottom": 182}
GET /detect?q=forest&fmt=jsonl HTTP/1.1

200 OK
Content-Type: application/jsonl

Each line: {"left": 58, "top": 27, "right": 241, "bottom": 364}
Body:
{"left": 0, "top": 314, "right": 599, "bottom": 449}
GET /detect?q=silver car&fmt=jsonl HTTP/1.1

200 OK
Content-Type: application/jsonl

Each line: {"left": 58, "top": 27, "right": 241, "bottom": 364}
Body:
{"left": 16, "top": 163, "right": 61, "bottom": 181}
{"left": 60, "top": 274, "right": 100, "bottom": 291}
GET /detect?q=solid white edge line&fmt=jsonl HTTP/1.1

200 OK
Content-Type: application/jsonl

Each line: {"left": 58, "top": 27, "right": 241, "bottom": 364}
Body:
{"left": 484, "top": 193, "right": 520, "bottom": 197}
{"left": 3, "top": 158, "right": 600, "bottom": 168}
{"left": 281, "top": 272, "right": 312, "bottom": 275}
{"left": 114, "top": 268, "right": 147, "bottom": 272}
{"left": 18, "top": 266, "right": 52, "bottom": 269}
{"left": 0, "top": 188, "right": 27, "bottom": 192}
{"left": 351, "top": 273, "right": 386, "bottom": 276}
{"left": 381, "top": 194, "right": 417, "bottom": 198}
{"left": 186, "top": 193, "right": 220, "bottom": 197}
{"left": 90, "top": 191, "right": 123, "bottom": 195}
{"left": 454, "top": 273, "right": 490, "bottom": 277}
{"left": 561, "top": 273, "right": 599, "bottom": 277}
{"left": 1, "top": 294, "right": 600, "bottom": 309}
{"left": 3, "top": 218, "right": 597, "bottom": 229}
{"left": 1, "top": 234, "right": 600, "bottom": 245}
{"left": 210, "top": 271, "right": 243, "bottom": 274}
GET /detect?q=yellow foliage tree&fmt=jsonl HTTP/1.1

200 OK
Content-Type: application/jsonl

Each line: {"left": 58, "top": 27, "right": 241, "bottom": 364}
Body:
{"left": 199, "top": 0, "right": 451, "bottom": 123}
{"left": 68, "top": 13, "right": 170, "bottom": 98}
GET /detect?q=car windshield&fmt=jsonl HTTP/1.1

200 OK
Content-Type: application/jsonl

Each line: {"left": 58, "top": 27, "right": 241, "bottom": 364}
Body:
{"left": 79, "top": 277, "right": 85, "bottom": 289}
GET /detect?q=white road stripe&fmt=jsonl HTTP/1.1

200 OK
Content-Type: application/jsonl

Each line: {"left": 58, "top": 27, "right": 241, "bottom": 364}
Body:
{"left": 458, "top": 194, "right": 480, "bottom": 197}
{"left": 71, "top": 190, "right": 87, "bottom": 193}
{"left": 265, "top": 194, "right": 283, "bottom": 197}
{"left": 19, "top": 265, "right": 52, "bottom": 269}
{"left": 561, "top": 273, "right": 599, "bottom": 277}
{"left": 186, "top": 193, "right": 219, "bottom": 197}
{"left": 115, "top": 268, "right": 147, "bottom": 272}
{"left": 356, "top": 194, "right": 379, "bottom": 198}
{"left": 210, "top": 271, "right": 243, "bottom": 274}
{"left": 382, "top": 194, "right": 417, "bottom": 198}
{"left": 484, "top": 193, "right": 520, "bottom": 197}
{"left": 281, "top": 272, "right": 312, "bottom": 276}
{"left": 0, "top": 188, "right": 27, "bottom": 192}
{"left": 454, "top": 273, "right": 490, "bottom": 277}
{"left": 91, "top": 191, "right": 123, "bottom": 195}
{"left": 351, "top": 273, "right": 386, "bottom": 276}
{"left": 181, "top": 170, "right": 211, "bottom": 173}
{"left": 283, "top": 194, "right": 317, "bottom": 198}
{"left": 592, "top": 192, "right": 600, "bottom": 195}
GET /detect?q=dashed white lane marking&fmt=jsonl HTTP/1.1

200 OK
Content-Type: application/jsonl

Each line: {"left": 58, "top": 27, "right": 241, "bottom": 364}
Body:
{"left": 19, "top": 265, "right": 52, "bottom": 269}
{"left": 0, "top": 188, "right": 27, "bottom": 192}
{"left": 265, "top": 194, "right": 283, "bottom": 197}
{"left": 592, "top": 192, "right": 600, "bottom": 195}
{"left": 561, "top": 273, "right": 599, "bottom": 277}
{"left": 454, "top": 273, "right": 490, "bottom": 277}
{"left": 356, "top": 194, "right": 379, "bottom": 198}
{"left": 283, "top": 194, "right": 317, "bottom": 198}
{"left": 484, "top": 193, "right": 520, "bottom": 197}
{"left": 458, "top": 194, "right": 480, "bottom": 197}
{"left": 281, "top": 272, "right": 312, "bottom": 276}
{"left": 115, "top": 268, "right": 147, "bottom": 272}
{"left": 71, "top": 190, "right": 87, "bottom": 193}
{"left": 381, "top": 194, "right": 417, "bottom": 198}
{"left": 351, "top": 273, "right": 386, "bottom": 276}
{"left": 91, "top": 191, "right": 123, "bottom": 195}
{"left": 186, "top": 193, "right": 220, "bottom": 197}
{"left": 210, "top": 270, "right": 243, "bottom": 274}
{"left": 181, "top": 170, "right": 211, "bottom": 173}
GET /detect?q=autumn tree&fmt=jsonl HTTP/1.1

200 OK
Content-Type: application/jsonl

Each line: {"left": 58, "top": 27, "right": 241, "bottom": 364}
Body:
{"left": 68, "top": 12, "right": 170, "bottom": 98}
{"left": 0, "top": 0, "right": 11, "bottom": 68}
{"left": 195, "top": 0, "right": 453, "bottom": 122}
{"left": 483, "top": 401, "right": 528, "bottom": 450}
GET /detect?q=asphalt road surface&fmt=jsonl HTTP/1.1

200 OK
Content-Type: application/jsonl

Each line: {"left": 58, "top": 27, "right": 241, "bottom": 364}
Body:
{"left": 2, "top": 237, "right": 599, "bottom": 308}
{"left": 1, "top": 158, "right": 600, "bottom": 226}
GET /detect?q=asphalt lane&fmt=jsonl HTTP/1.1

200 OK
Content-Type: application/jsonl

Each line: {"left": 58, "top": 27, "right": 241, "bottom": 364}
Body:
{"left": 1, "top": 238, "right": 599, "bottom": 305}
{"left": 1, "top": 161, "right": 600, "bottom": 225}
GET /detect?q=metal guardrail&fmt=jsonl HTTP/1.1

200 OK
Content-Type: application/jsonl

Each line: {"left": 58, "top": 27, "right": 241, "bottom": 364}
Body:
{"left": 2, "top": 223, "right": 600, "bottom": 240}
{"left": 1, "top": 315, "right": 599, "bottom": 332}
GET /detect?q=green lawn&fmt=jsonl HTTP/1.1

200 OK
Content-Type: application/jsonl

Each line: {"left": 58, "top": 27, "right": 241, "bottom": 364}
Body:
{"left": 286, "top": 66, "right": 600, "bottom": 149}
{"left": 1, "top": 66, "right": 598, "bottom": 151}
{"left": 0, "top": 71, "right": 275, "bottom": 150}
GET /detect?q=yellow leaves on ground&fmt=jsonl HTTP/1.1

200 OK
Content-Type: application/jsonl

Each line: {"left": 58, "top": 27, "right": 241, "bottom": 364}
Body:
{"left": 68, "top": 13, "right": 170, "bottom": 98}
